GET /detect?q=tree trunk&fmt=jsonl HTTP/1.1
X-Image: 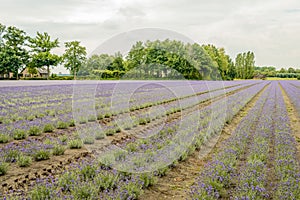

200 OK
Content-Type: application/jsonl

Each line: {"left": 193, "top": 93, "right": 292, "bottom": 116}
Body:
{"left": 74, "top": 71, "right": 76, "bottom": 80}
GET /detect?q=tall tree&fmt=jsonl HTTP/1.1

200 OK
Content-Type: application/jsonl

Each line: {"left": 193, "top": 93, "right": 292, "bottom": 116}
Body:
{"left": 62, "top": 41, "right": 87, "bottom": 80}
{"left": 0, "top": 26, "right": 29, "bottom": 79}
{"left": 202, "top": 44, "right": 231, "bottom": 80}
{"left": 235, "top": 51, "right": 255, "bottom": 79}
{"left": 29, "top": 32, "right": 60, "bottom": 79}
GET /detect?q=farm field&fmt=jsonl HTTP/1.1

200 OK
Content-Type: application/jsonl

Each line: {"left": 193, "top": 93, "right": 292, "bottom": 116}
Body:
{"left": 0, "top": 80, "right": 300, "bottom": 199}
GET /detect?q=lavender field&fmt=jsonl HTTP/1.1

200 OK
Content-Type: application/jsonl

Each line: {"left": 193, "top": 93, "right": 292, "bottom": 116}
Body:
{"left": 0, "top": 80, "right": 300, "bottom": 199}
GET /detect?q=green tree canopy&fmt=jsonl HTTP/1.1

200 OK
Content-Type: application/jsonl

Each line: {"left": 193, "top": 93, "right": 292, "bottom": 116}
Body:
{"left": 0, "top": 25, "right": 29, "bottom": 78}
{"left": 29, "top": 32, "right": 60, "bottom": 79}
{"left": 62, "top": 41, "right": 87, "bottom": 80}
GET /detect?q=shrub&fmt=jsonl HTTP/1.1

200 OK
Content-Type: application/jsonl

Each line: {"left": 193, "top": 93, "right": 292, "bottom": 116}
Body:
{"left": 83, "top": 136, "right": 95, "bottom": 144}
{"left": 68, "top": 139, "right": 83, "bottom": 149}
{"left": 105, "top": 129, "right": 116, "bottom": 136}
{"left": 28, "top": 126, "right": 42, "bottom": 136}
{"left": 59, "top": 135, "right": 68, "bottom": 143}
{"left": 79, "top": 117, "right": 88, "bottom": 124}
{"left": 27, "top": 115, "right": 36, "bottom": 121}
{"left": 57, "top": 121, "right": 68, "bottom": 129}
{"left": 13, "top": 129, "right": 28, "bottom": 140}
{"left": 17, "top": 154, "right": 32, "bottom": 167}
{"left": 79, "top": 165, "right": 97, "bottom": 180}
{"left": 0, "top": 134, "right": 11, "bottom": 143}
{"left": 95, "top": 131, "right": 105, "bottom": 140}
{"left": 43, "top": 124, "right": 54, "bottom": 133}
{"left": 68, "top": 119, "right": 75, "bottom": 127}
{"left": 138, "top": 118, "right": 147, "bottom": 125}
{"left": 52, "top": 145, "right": 66, "bottom": 156}
{"left": 0, "top": 162, "right": 9, "bottom": 176}
{"left": 34, "top": 149, "right": 51, "bottom": 161}
{"left": 29, "top": 185, "right": 53, "bottom": 200}
{"left": 97, "top": 114, "right": 104, "bottom": 120}
{"left": 297, "top": 75, "right": 300, "bottom": 80}
{"left": 5, "top": 149, "right": 19, "bottom": 162}
{"left": 87, "top": 115, "right": 97, "bottom": 122}
{"left": 104, "top": 113, "right": 112, "bottom": 118}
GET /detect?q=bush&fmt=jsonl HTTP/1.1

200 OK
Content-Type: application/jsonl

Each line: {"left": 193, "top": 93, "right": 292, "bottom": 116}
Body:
{"left": 52, "top": 145, "right": 66, "bottom": 156}
{"left": 104, "top": 113, "right": 112, "bottom": 118}
{"left": 13, "top": 129, "right": 28, "bottom": 140}
{"left": 5, "top": 150, "right": 19, "bottom": 162}
{"left": 83, "top": 136, "right": 95, "bottom": 144}
{"left": 105, "top": 129, "right": 116, "bottom": 136}
{"left": 297, "top": 75, "right": 300, "bottom": 80}
{"left": 0, "top": 162, "right": 9, "bottom": 176}
{"left": 79, "top": 117, "right": 88, "bottom": 124}
{"left": 59, "top": 135, "right": 68, "bottom": 143}
{"left": 57, "top": 121, "right": 68, "bottom": 129}
{"left": 95, "top": 131, "right": 105, "bottom": 140}
{"left": 34, "top": 149, "right": 51, "bottom": 161}
{"left": 17, "top": 154, "right": 32, "bottom": 167}
{"left": 87, "top": 115, "right": 97, "bottom": 122}
{"left": 138, "top": 118, "right": 147, "bottom": 125}
{"left": 29, "top": 185, "right": 53, "bottom": 200}
{"left": 43, "top": 124, "right": 54, "bottom": 133}
{"left": 68, "top": 139, "right": 83, "bottom": 149}
{"left": 28, "top": 126, "right": 42, "bottom": 136}
{"left": 0, "top": 134, "right": 11, "bottom": 143}
{"left": 97, "top": 114, "right": 104, "bottom": 120}
{"left": 68, "top": 119, "right": 75, "bottom": 127}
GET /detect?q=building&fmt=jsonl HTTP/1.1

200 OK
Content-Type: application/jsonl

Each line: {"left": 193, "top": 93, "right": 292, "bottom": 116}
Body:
{"left": 20, "top": 67, "right": 48, "bottom": 78}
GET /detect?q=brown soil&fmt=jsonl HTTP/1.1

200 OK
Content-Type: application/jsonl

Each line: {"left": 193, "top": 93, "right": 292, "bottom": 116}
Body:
{"left": 0, "top": 148, "right": 91, "bottom": 196}
{"left": 139, "top": 83, "right": 269, "bottom": 200}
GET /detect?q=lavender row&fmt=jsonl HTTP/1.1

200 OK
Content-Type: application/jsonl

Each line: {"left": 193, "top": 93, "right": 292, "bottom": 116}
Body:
{"left": 190, "top": 82, "right": 271, "bottom": 199}
{"left": 273, "top": 83, "right": 300, "bottom": 199}
{"left": 233, "top": 82, "right": 277, "bottom": 199}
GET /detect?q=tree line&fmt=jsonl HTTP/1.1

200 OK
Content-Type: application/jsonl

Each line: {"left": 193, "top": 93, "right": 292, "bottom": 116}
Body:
{"left": 254, "top": 66, "right": 300, "bottom": 79}
{"left": 2, "top": 23, "right": 298, "bottom": 80}
{"left": 0, "top": 23, "right": 86, "bottom": 79}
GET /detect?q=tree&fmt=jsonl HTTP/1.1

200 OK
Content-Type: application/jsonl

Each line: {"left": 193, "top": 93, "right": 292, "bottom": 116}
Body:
{"left": 288, "top": 67, "right": 296, "bottom": 73}
{"left": 0, "top": 25, "right": 29, "bottom": 79}
{"left": 279, "top": 68, "right": 287, "bottom": 73}
{"left": 62, "top": 41, "right": 87, "bottom": 80}
{"left": 29, "top": 32, "right": 60, "bottom": 79}
{"left": 235, "top": 51, "right": 255, "bottom": 79}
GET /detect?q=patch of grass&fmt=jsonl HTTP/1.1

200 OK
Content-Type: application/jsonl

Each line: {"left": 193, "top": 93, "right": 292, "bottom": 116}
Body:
{"left": 52, "top": 145, "right": 66, "bottom": 156}
{"left": 13, "top": 129, "right": 28, "bottom": 140}
{"left": 57, "top": 121, "right": 68, "bottom": 129}
{"left": 17, "top": 154, "right": 32, "bottom": 167}
{"left": 88, "top": 115, "right": 97, "bottom": 122}
{"left": 43, "top": 124, "right": 54, "bottom": 133}
{"left": 68, "top": 139, "right": 83, "bottom": 149}
{"left": 0, "top": 162, "right": 9, "bottom": 176}
{"left": 34, "top": 149, "right": 51, "bottom": 161}
{"left": 95, "top": 131, "right": 105, "bottom": 140}
{"left": 105, "top": 129, "right": 116, "bottom": 136}
{"left": 28, "top": 126, "right": 42, "bottom": 136}
{"left": 83, "top": 136, "right": 95, "bottom": 144}
{"left": 0, "top": 134, "right": 11, "bottom": 143}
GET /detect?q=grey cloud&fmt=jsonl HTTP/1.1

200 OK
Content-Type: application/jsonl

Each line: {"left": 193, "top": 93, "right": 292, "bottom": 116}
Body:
{"left": 0, "top": 0, "right": 299, "bottom": 68}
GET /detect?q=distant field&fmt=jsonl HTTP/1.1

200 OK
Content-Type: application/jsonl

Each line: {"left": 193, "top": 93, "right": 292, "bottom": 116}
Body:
{"left": 0, "top": 80, "right": 299, "bottom": 199}
{"left": 265, "top": 77, "right": 298, "bottom": 80}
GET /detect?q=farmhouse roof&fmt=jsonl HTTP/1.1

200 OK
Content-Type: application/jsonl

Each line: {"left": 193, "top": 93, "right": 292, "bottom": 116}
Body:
{"left": 37, "top": 68, "right": 48, "bottom": 74}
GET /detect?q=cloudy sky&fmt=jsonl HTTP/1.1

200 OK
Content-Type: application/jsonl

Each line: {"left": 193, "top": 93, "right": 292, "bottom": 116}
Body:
{"left": 1, "top": 0, "right": 300, "bottom": 73}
